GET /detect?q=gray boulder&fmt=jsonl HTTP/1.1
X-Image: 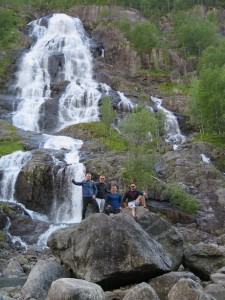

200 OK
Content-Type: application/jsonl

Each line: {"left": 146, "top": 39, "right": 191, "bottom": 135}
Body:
{"left": 184, "top": 243, "right": 225, "bottom": 279}
{"left": 20, "top": 260, "right": 65, "bottom": 300}
{"left": 204, "top": 267, "right": 225, "bottom": 300}
{"left": 3, "top": 260, "right": 24, "bottom": 276}
{"left": 123, "top": 282, "right": 160, "bottom": 300}
{"left": 205, "top": 284, "right": 225, "bottom": 300}
{"left": 46, "top": 278, "right": 104, "bottom": 300}
{"left": 168, "top": 278, "right": 216, "bottom": 300}
{"left": 149, "top": 271, "right": 201, "bottom": 300}
{"left": 48, "top": 213, "right": 172, "bottom": 289}
{"left": 136, "top": 207, "right": 184, "bottom": 269}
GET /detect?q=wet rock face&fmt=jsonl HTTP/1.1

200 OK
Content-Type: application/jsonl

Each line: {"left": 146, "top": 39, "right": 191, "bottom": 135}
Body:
{"left": 48, "top": 213, "right": 172, "bottom": 290}
{"left": 14, "top": 149, "right": 66, "bottom": 215}
{"left": 0, "top": 207, "right": 7, "bottom": 230}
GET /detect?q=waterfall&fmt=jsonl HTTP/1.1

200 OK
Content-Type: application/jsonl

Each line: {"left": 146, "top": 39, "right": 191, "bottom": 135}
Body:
{"left": 151, "top": 96, "right": 185, "bottom": 149}
{"left": 43, "top": 135, "right": 84, "bottom": 223}
{"left": 12, "top": 13, "right": 101, "bottom": 132}
{"left": 0, "top": 151, "right": 32, "bottom": 201}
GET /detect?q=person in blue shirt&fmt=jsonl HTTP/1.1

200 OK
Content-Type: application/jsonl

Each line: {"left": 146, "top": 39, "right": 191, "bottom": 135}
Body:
{"left": 72, "top": 173, "right": 99, "bottom": 220}
{"left": 105, "top": 185, "right": 122, "bottom": 215}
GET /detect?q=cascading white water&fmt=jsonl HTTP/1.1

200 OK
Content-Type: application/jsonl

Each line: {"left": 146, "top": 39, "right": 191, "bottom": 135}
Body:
{"left": 117, "top": 91, "right": 134, "bottom": 112}
{"left": 43, "top": 135, "right": 84, "bottom": 223}
{"left": 5, "top": 217, "right": 28, "bottom": 250}
{"left": 0, "top": 151, "right": 32, "bottom": 201}
{"left": 13, "top": 13, "right": 101, "bottom": 132}
{"left": 151, "top": 96, "right": 186, "bottom": 149}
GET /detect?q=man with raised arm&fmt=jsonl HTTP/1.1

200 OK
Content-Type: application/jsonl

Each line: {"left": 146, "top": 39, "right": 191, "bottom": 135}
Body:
{"left": 72, "top": 173, "right": 99, "bottom": 220}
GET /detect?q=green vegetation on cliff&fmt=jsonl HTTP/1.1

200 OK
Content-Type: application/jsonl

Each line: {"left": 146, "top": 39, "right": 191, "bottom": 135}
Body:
{"left": 188, "top": 42, "right": 225, "bottom": 136}
{"left": 0, "top": 120, "right": 24, "bottom": 157}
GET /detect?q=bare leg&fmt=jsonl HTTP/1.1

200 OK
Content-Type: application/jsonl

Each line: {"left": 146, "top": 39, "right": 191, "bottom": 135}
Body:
{"left": 131, "top": 207, "right": 136, "bottom": 217}
{"left": 139, "top": 195, "right": 147, "bottom": 208}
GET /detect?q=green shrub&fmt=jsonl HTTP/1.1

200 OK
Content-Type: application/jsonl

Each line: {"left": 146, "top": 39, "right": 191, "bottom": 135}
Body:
{"left": 129, "top": 22, "right": 160, "bottom": 51}
{"left": 164, "top": 182, "right": 198, "bottom": 213}
{"left": 173, "top": 11, "right": 220, "bottom": 56}
{"left": 0, "top": 201, "right": 12, "bottom": 214}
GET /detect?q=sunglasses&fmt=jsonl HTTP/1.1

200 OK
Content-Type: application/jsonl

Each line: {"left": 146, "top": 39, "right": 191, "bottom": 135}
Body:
{"left": 100, "top": 178, "right": 105, "bottom": 180}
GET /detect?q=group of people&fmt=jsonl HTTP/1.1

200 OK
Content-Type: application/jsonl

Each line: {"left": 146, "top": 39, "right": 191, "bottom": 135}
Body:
{"left": 72, "top": 173, "right": 147, "bottom": 220}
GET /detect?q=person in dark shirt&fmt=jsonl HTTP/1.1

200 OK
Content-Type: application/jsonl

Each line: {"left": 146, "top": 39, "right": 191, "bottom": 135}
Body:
{"left": 72, "top": 173, "right": 99, "bottom": 220}
{"left": 95, "top": 175, "right": 108, "bottom": 212}
{"left": 105, "top": 185, "right": 122, "bottom": 215}
{"left": 122, "top": 183, "right": 147, "bottom": 217}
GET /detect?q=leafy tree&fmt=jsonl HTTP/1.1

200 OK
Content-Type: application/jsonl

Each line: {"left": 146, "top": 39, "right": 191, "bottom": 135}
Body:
{"left": 99, "top": 96, "right": 116, "bottom": 131}
{"left": 119, "top": 106, "right": 158, "bottom": 150}
{"left": 129, "top": 22, "right": 160, "bottom": 51}
{"left": 173, "top": 13, "right": 219, "bottom": 56}
{"left": 198, "top": 42, "right": 225, "bottom": 71}
{"left": 119, "top": 107, "right": 160, "bottom": 189}
{"left": 188, "top": 67, "right": 225, "bottom": 135}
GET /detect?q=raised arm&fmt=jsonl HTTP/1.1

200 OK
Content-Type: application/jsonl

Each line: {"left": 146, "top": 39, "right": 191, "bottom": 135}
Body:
{"left": 72, "top": 179, "right": 83, "bottom": 186}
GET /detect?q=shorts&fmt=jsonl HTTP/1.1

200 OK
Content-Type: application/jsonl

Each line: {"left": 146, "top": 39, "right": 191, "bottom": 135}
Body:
{"left": 128, "top": 199, "right": 140, "bottom": 208}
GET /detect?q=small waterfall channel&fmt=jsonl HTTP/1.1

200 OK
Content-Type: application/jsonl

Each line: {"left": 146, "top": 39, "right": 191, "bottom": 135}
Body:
{"left": 151, "top": 96, "right": 186, "bottom": 150}
{"left": 0, "top": 13, "right": 185, "bottom": 251}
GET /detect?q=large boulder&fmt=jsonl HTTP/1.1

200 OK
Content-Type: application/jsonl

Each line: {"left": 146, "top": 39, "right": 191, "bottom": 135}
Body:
{"left": 136, "top": 208, "right": 184, "bottom": 269}
{"left": 20, "top": 260, "right": 65, "bottom": 300}
{"left": 184, "top": 243, "right": 225, "bottom": 279}
{"left": 46, "top": 278, "right": 104, "bottom": 300}
{"left": 48, "top": 213, "right": 172, "bottom": 290}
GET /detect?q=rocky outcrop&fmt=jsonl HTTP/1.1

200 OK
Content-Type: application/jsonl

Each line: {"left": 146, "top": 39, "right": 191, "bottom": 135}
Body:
{"left": 158, "top": 142, "right": 225, "bottom": 234}
{"left": 48, "top": 213, "right": 172, "bottom": 290}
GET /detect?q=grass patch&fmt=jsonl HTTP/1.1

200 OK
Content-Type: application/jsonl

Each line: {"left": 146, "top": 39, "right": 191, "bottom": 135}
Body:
{"left": 0, "top": 120, "right": 24, "bottom": 156}
{"left": 67, "top": 121, "right": 128, "bottom": 151}
{"left": 160, "top": 82, "right": 190, "bottom": 95}
{"left": 0, "top": 139, "right": 24, "bottom": 157}
{"left": 193, "top": 134, "right": 225, "bottom": 147}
